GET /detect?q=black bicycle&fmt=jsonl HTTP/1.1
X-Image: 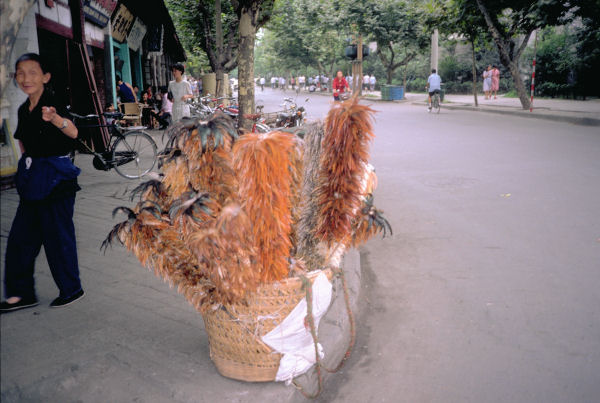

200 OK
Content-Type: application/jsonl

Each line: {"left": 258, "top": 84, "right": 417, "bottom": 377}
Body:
{"left": 70, "top": 110, "right": 158, "bottom": 179}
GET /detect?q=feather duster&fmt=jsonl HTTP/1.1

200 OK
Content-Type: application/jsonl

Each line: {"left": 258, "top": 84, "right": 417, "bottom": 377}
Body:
{"left": 315, "top": 97, "right": 376, "bottom": 248}
{"left": 102, "top": 202, "right": 215, "bottom": 310}
{"left": 233, "top": 131, "right": 301, "bottom": 282}
{"left": 188, "top": 203, "right": 258, "bottom": 306}
{"left": 351, "top": 194, "right": 393, "bottom": 246}
{"left": 295, "top": 121, "right": 327, "bottom": 270}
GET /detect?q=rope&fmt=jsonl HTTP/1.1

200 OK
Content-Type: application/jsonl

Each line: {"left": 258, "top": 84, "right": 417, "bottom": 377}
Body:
{"left": 291, "top": 266, "right": 357, "bottom": 398}
{"left": 292, "top": 275, "right": 324, "bottom": 399}
{"left": 323, "top": 266, "right": 356, "bottom": 373}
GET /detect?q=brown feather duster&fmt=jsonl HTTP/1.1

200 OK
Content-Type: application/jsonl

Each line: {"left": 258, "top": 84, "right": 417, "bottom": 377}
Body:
{"left": 188, "top": 203, "right": 258, "bottom": 306}
{"left": 233, "top": 131, "right": 301, "bottom": 282}
{"left": 315, "top": 97, "right": 376, "bottom": 248}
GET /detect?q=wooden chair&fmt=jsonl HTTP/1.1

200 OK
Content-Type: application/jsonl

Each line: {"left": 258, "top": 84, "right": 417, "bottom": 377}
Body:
{"left": 120, "top": 102, "right": 143, "bottom": 126}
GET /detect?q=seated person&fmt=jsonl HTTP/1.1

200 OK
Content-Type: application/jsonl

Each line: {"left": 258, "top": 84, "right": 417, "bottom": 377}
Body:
{"left": 151, "top": 87, "right": 172, "bottom": 129}
{"left": 140, "top": 93, "right": 154, "bottom": 127}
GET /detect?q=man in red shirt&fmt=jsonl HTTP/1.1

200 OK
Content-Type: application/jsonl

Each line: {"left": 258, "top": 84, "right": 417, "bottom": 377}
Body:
{"left": 332, "top": 70, "right": 351, "bottom": 101}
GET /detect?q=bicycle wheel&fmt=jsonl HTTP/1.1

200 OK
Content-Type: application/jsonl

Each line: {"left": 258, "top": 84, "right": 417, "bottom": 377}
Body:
{"left": 434, "top": 94, "right": 441, "bottom": 114}
{"left": 112, "top": 130, "right": 157, "bottom": 179}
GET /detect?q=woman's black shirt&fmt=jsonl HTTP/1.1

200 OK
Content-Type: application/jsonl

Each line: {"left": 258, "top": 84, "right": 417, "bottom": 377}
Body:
{"left": 14, "top": 90, "right": 80, "bottom": 199}
{"left": 14, "top": 90, "right": 77, "bottom": 157}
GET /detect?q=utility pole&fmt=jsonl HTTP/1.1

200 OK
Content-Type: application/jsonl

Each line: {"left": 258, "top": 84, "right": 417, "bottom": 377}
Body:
{"left": 431, "top": 28, "right": 439, "bottom": 72}
{"left": 352, "top": 34, "right": 363, "bottom": 96}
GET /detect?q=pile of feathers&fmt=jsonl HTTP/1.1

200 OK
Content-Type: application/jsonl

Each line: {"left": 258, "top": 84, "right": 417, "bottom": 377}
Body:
{"left": 103, "top": 97, "right": 391, "bottom": 312}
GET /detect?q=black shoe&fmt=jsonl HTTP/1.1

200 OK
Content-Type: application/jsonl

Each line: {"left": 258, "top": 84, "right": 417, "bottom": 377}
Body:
{"left": 50, "top": 289, "right": 85, "bottom": 308}
{"left": 0, "top": 298, "right": 39, "bottom": 313}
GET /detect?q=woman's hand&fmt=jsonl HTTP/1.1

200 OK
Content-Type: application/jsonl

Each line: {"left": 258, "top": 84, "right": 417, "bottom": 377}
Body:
{"left": 42, "top": 106, "right": 78, "bottom": 139}
{"left": 41, "top": 106, "right": 57, "bottom": 122}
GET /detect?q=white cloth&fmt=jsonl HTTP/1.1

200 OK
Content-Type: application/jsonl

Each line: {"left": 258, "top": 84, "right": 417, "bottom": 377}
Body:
{"left": 262, "top": 272, "right": 333, "bottom": 382}
{"left": 168, "top": 80, "right": 192, "bottom": 122}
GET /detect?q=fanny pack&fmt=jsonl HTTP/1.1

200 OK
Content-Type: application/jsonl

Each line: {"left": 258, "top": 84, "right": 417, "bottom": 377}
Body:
{"left": 15, "top": 154, "right": 81, "bottom": 201}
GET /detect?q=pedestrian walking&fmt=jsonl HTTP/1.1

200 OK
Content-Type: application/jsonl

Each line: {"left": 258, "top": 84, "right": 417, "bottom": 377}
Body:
{"left": 279, "top": 76, "right": 286, "bottom": 91}
{"left": 1, "top": 53, "right": 84, "bottom": 313}
{"left": 370, "top": 74, "right": 376, "bottom": 92}
{"left": 168, "top": 63, "right": 193, "bottom": 122}
{"left": 483, "top": 65, "right": 492, "bottom": 99}
{"left": 259, "top": 76, "right": 265, "bottom": 91}
{"left": 491, "top": 65, "right": 500, "bottom": 99}
{"left": 363, "top": 74, "right": 370, "bottom": 92}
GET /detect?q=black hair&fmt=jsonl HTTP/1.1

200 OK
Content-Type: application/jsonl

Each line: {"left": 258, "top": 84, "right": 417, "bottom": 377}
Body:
{"left": 15, "top": 53, "right": 50, "bottom": 73}
{"left": 431, "top": 69, "right": 437, "bottom": 73}
{"left": 116, "top": 75, "right": 122, "bottom": 83}
{"left": 172, "top": 63, "right": 185, "bottom": 74}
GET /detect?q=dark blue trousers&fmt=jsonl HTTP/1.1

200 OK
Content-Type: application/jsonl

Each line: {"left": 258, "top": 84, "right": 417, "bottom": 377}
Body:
{"left": 4, "top": 196, "right": 81, "bottom": 300}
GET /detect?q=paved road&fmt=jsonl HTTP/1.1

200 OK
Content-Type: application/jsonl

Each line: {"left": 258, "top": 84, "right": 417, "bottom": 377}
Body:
{"left": 2, "top": 90, "right": 599, "bottom": 402}
{"left": 313, "top": 96, "right": 600, "bottom": 402}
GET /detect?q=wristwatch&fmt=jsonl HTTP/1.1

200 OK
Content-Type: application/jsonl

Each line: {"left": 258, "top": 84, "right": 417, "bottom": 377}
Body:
{"left": 60, "top": 119, "right": 68, "bottom": 130}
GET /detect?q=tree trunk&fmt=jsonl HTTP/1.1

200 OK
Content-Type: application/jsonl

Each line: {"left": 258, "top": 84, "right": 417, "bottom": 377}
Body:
{"left": 471, "top": 39, "right": 478, "bottom": 107}
{"left": 214, "top": 0, "right": 226, "bottom": 97}
{"left": 475, "top": 0, "right": 530, "bottom": 109}
{"left": 387, "top": 68, "right": 393, "bottom": 85}
{"left": 0, "top": 0, "right": 37, "bottom": 99}
{"left": 507, "top": 60, "right": 530, "bottom": 109}
{"left": 237, "top": 7, "right": 256, "bottom": 131}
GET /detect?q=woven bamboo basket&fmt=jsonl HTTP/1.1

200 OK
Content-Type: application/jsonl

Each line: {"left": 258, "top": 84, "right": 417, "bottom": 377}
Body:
{"left": 201, "top": 268, "right": 333, "bottom": 382}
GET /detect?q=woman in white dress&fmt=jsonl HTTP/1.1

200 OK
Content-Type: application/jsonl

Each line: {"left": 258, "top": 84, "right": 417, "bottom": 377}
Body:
{"left": 482, "top": 65, "right": 492, "bottom": 100}
{"left": 168, "top": 63, "right": 193, "bottom": 122}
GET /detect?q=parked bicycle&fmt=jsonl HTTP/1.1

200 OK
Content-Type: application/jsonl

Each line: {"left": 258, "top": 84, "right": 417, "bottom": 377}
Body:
{"left": 69, "top": 110, "right": 158, "bottom": 179}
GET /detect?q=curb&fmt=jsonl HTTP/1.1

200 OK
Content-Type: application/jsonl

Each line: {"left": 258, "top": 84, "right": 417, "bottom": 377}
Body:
{"left": 410, "top": 101, "right": 600, "bottom": 126}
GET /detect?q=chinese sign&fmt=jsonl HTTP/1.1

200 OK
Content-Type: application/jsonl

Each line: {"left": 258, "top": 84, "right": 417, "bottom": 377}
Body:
{"left": 128, "top": 18, "right": 147, "bottom": 52}
{"left": 111, "top": 3, "right": 135, "bottom": 43}
{"left": 84, "top": 0, "right": 117, "bottom": 27}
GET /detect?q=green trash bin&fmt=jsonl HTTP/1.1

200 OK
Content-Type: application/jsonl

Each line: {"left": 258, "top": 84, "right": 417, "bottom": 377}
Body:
{"left": 381, "top": 85, "right": 391, "bottom": 101}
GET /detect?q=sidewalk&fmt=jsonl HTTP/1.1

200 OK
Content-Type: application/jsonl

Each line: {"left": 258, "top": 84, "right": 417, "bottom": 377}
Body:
{"left": 0, "top": 130, "right": 361, "bottom": 403}
{"left": 302, "top": 86, "right": 600, "bottom": 126}
{"left": 402, "top": 91, "right": 599, "bottom": 126}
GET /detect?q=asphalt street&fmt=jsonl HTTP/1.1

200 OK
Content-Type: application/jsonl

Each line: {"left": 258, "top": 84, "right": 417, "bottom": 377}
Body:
{"left": 2, "top": 88, "right": 600, "bottom": 402}
{"left": 297, "top": 90, "right": 600, "bottom": 403}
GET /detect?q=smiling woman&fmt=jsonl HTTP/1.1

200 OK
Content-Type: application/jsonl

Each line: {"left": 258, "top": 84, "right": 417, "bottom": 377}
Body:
{"left": 0, "top": 53, "right": 85, "bottom": 313}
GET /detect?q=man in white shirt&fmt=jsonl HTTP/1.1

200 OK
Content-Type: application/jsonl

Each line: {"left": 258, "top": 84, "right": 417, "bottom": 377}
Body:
{"left": 363, "top": 74, "right": 370, "bottom": 91}
{"left": 426, "top": 69, "right": 442, "bottom": 111}
{"left": 369, "top": 75, "right": 376, "bottom": 91}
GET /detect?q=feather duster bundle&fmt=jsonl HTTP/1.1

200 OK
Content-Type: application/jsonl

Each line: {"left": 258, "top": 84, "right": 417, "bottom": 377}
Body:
{"left": 233, "top": 131, "right": 302, "bottom": 282}
{"left": 188, "top": 203, "right": 258, "bottom": 307}
{"left": 315, "top": 97, "right": 376, "bottom": 247}
{"left": 295, "top": 122, "right": 326, "bottom": 270}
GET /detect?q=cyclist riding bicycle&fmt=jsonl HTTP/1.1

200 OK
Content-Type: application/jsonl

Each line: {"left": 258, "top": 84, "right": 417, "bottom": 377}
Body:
{"left": 426, "top": 68, "right": 442, "bottom": 111}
